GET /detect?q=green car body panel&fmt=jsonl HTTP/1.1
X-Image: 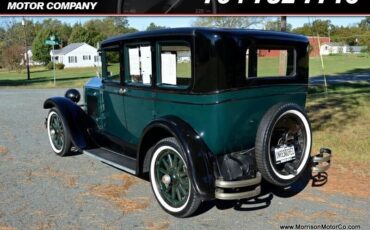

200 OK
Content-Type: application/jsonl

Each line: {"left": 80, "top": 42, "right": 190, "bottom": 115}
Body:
{"left": 85, "top": 83, "right": 307, "bottom": 156}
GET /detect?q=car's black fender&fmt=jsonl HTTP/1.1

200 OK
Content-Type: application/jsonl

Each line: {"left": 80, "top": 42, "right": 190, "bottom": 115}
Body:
{"left": 138, "top": 116, "right": 215, "bottom": 200}
{"left": 43, "top": 97, "right": 96, "bottom": 151}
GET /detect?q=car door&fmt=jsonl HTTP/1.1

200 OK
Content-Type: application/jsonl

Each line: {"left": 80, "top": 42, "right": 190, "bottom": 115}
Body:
{"left": 122, "top": 42, "right": 156, "bottom": 148}
{"left": 96, "top": 45, "right": 134, "bottom": 156}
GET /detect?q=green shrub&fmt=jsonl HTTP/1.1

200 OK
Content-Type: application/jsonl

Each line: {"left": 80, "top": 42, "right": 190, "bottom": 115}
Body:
{"left": 56, "top": 63, "right": 65, "bottom": 70}
{"left": 47, "top": 62, "right": 65, "bottom": 70}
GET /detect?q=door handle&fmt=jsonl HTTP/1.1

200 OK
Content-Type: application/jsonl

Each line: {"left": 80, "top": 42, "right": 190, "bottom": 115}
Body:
{"left": 118, "top": 88, "right": 127, "bottom": 95}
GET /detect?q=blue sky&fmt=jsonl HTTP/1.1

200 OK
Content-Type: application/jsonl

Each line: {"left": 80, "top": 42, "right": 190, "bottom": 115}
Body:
{"left": 4, "top": 16, "right": 365, "bottom": 30}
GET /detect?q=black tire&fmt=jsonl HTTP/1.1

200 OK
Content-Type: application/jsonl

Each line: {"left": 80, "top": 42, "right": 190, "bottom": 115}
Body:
{"left": 149, "top": 137, "right": 201, "bottom": 217}
{"left": 255, "top": 103, "right": 312, "bottom": 187}
{"left": 47, "top": 108, "right": 72, "bottom": 157}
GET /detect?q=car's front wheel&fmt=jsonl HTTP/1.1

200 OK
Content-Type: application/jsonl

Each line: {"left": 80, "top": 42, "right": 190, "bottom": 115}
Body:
{"left": 47, "top": 109, "right": 72, "bottom": 156}
{"left": 149, "top": 137, "right": 201, "bottom": 217}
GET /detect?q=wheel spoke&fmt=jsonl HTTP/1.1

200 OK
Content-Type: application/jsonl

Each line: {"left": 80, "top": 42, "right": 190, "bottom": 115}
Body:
{"left": 178, "top": 172, "right": 187, "bottom": 178}
{"left": 178, "top": 183, "right": 187, "bottom": 195}
{"left": 161, "top": 158, "right": 170, "bottom": 170}
{"left": 178, "top": 159, "right": 183, "bottom": 168}
{"left": 173, "top": 154, "right": 178, "bottom": 168}
{"left": 167, "top": 154, "right": 173, "bottom": 167}
{"left": 158, "top": 167, "right": 167, "bottom": 175}
{"left": 171, "top": 186, "right": 175, "bottom": 199}
{"left": 176, "top": 187, "right": 182, "bottom": 201}
{"left": 52, "top": 117, "right": 57, "bottom": 128}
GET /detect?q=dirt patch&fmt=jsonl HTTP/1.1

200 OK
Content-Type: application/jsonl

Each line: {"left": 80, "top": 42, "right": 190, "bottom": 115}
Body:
{"left": 83, "top": 173, "right": 150, "bottom": 214}
{"left": 275, "top": 208, "right": 342, "bottom": 222}
{"left": 0, "top": 224, "right": 16, "bottom": 230}
{"left": 145, "top": 221, "right": 170, "bottom": 230}
{"left": 0, "top": 146, "right": 8, "bottom": 155}
{"left": 316, "top": 157, "right": 370, "bottom": 198}
{"left": 295, "top": 192, "right": 327, "bottom": 204}
{"left": 23, "top": 166, "right": 78, "bottom": 188}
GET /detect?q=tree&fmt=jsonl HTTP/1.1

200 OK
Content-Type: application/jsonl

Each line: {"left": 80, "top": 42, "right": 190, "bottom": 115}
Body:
{"left": 32, "top": 28, "right": 57, "bottom": 65}
{"left": 358, "top": 16, "right": 370, "bottom": 30}
{"left": 265, "top": 19, "right": 292, "bottom": 32}
{"left": 68, "top": 24, "right": 103, "bottom": 47}
{"left": 293, "top": 19, "right": 333, "bottom": 37}
{"left": 192, "top": 17, "right": 266, "bottom": 28}
{"left": 2, "top": 44, "right": 24, "bottom": 71}
{"left": 146, "top": 22, "right": 167, "bottom": 31}
{"left": 39, "top": 19, "right": 71, "bottom": 46}
{"left": 71, "top": 17, "right": 137, "bottom": 47}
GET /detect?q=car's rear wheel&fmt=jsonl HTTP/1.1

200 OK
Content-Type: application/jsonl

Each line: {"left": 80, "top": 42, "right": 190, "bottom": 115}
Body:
{"left": 149, "top": 137, "right": 201, "bottom": 217}
{"left": 47, "top": 109, "right": 72, "bottom": 156}
{"left": 255, "top": 103, "right": 312, "bottom": 187}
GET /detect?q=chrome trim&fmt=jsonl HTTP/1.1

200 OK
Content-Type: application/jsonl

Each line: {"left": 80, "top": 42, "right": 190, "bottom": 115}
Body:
{"left": 311, "top": 149, "right": 332, "bottom": 174}
{"left": 215, "top": 186, "right": 261, "bottom": 200}
{"left": 312, "top": 152, "right": 331, "bottom": 163}
{"left": 215, "top": 172, "right": 261, "bottom": 188}
{"left": 83, "top": 150, "right": 136, "bottom": 175}
{"left": 312, "top": 163, "right": 330, "bottom": 173}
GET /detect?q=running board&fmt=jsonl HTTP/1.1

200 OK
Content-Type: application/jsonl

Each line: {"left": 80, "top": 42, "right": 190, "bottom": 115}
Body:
{"left": 83, "top": 148, "right": 137, "bottom": 175}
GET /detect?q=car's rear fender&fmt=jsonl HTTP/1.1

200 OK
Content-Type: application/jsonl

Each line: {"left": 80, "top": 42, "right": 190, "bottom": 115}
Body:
{"left": 43, "top": 97, "right": 96, "bottom": 151}
{"left": 138, "top": 116, "right": 215, "bottom": 199}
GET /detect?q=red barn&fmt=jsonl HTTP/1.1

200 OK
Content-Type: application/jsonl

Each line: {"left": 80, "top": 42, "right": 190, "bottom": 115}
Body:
{"left": 258, "top": 36, "right": 331, "bottom": 57}
{"left": 308, "top": 36, "right": 331, "bottom": 57}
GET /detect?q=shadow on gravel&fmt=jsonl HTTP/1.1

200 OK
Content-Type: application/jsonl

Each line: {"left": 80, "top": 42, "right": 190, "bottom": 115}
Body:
{"left": 311, "top": 172, "right": 328, "bottom": 187}
{"left": 195, "top": 167, "right": 313, "bottom": 216}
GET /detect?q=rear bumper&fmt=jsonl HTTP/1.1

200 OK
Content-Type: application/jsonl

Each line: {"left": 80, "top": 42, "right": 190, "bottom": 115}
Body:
{"left": 312, "top": 148, "right": 332, "bottom": 173}
{"left": 215, "top": 173, "right": 261, "bottom": 200}
{"left": 213, "top": 148, "right": 332, "bottom": 201}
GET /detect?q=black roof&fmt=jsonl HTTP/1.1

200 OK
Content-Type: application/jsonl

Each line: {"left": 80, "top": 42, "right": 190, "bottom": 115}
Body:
{"left": 101, "top": 27, "right": 308, "bottom": 47}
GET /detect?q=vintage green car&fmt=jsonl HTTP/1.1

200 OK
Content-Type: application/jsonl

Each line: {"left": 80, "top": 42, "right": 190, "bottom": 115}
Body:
{"left": 44, "top": 28, "right": 331, "bottom": 217}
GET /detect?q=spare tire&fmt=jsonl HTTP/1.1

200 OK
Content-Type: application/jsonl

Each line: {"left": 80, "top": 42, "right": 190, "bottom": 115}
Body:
{"left": 255, "top": 103, "right": 312, "bottom": 187}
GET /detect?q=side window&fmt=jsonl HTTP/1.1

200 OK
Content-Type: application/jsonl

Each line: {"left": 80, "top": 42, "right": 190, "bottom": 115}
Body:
{"left": 158, "top": 42, "right": 192, "bottom": 89}
{"left": 102, "top": 48, "right": 120, "bottom": 83}
{"left": 125, "top": 44, "right": 152, "bottom": 86}
{"left": 246, "top": 48, "right": 295, "bottom": 78}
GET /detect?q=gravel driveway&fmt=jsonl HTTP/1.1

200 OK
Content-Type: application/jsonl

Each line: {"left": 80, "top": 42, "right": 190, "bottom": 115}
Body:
{"left": 0, "top": 88, "right": 368, "bottom": 230}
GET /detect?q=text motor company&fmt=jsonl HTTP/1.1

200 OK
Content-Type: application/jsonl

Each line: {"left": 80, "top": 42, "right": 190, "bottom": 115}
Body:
{"left": 7, "top": 1, "right": 98, "bottom": 10}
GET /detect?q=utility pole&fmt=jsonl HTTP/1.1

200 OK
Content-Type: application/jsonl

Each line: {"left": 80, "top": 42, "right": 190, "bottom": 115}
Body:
{"left": 280, "top": 16, "right": 287, "bottom": 32}
{"left": 22, "top": 17, "right": 31, "bottom": 81}
{"left": 279, "top": 16, "right": 287, "bottom": 76}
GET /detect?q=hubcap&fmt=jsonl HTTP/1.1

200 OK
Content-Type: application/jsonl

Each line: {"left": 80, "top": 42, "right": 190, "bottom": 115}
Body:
{"left": 155, "top": 149, "right": 190, "bottom": 208}
{"left": 162, "top": 174, "right": 171, "bottom": 186}
{"left": 269, "top": 113, "right": 307, "bottom": 176}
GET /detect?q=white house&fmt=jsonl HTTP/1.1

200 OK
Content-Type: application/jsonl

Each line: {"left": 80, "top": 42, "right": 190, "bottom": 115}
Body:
{"left": 50, "top": 43, "right": 101, "bottom": 68}
{"left": 320, "top": 43, "right": 367, "bottom": 56}
{"left": 21, "top": 48, "right": 42, "bottom": 66}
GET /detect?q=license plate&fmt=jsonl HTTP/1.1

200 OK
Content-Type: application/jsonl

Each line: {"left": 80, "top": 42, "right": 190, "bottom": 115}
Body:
{"left": 274, "top": 145, "right": 296, "bottom": 164}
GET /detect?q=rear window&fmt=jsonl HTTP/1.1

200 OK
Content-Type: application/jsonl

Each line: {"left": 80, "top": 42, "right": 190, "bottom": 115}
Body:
{"left": 157, "top": 42, "right": 192, "bottom": 89}
{"left": 246, "top": 48, "right": 296, "bottom": 78}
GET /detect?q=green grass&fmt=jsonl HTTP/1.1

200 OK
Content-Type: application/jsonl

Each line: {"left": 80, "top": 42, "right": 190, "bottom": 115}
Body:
{"left": 309, "top": 54, "right": 370, "bottom": 77}
{"left": 0, "top": 66, "right": 100, "bottom": 88}
{"left": 0, "top": 55, "right": 369, "bottom": 88}
{"left": 257, "top": 54, "right": 370, "bottom": 77}
{"left": 307, "top": 82, "right": 370, "bottom": 163}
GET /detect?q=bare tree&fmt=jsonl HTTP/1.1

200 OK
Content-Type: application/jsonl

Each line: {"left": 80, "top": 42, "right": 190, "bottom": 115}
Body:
{"left": 192, "top": 17, "right": 267, "bottom": 29}
{"left": 2, "top": 44, "right": 24, "bottom": 71}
